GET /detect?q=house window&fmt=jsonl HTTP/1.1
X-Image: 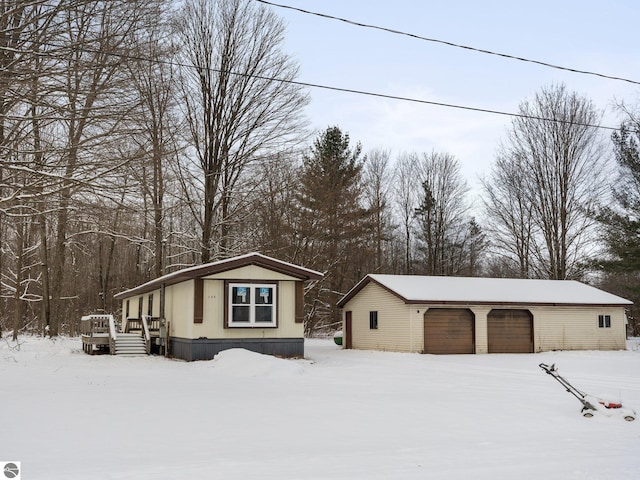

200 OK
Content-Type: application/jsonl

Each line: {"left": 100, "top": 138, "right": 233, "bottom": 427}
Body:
{"left": 228, "top": 283, "right": 276, "bottom": 327}
{"left": 147, "top": 294, "right": 154, "bottom": 316}
{"left": 370, "top": 311, "right": 378, "bottom": 329}
{"left": 598, "top": 314, "right": 611, "bottom": 328}
{"left": 125, "top": 300, "right": 130, "bottom": 318}
{"left": 137, "top": 297, "right": 143, "bottom": 318}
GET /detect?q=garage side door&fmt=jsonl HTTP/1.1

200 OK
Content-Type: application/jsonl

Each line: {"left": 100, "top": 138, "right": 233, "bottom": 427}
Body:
{"left": 487, "top": 309, "right": 533, "bottom": 353}
{"left": 424, "top": 308, "right": 475, "bottom": 354}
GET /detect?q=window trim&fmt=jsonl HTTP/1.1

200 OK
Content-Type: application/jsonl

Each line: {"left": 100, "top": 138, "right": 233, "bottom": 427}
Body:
{"left": 369, "top": 311, "right": 378, "bottom": 330}
{"left": 598, "top": 314, "right": 611, "bottom": 328}
{"left": 226, "top": 281, "right": 278, "bottom": 328}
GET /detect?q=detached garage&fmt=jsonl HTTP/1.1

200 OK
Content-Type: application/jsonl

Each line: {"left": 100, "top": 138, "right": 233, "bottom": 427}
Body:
{"left": 337, "top": 275, "right": 631, "bottom": 354}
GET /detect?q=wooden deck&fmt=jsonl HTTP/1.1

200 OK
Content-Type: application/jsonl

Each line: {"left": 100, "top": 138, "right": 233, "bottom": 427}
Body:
{"left": 81, "top": 315, "right": 114, "bottom": 355}
{"left": 81, "top": 314, "right": 164, "bottom": 356}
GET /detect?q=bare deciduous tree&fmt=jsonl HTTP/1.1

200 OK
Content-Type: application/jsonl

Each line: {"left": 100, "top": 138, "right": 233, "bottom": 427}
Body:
{"left": 174, "top": 0, "right": 308, "bottom": 262}
{"left": 242, "top": 151, "right": 301, "bottom": 258}
{"left": 393, "top": 152, "right": 420, "bottom": 273}
{"left": 481, "top": 153, "right": 535, "bottom": 277}
{"left": 484, "top": 84, "right": 606, "bottom": 279}
{"left": 414, "top": 151, "right": 470, "bottom": 275}
{"left": 127, "top": 1, "right": 178, "bottom": 278}
{"left": 363, "top": 148, "right": 394, "bottom": 272}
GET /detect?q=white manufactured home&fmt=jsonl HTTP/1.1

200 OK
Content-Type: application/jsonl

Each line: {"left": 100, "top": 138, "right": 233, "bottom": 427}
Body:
{"left": 337, "top": 275, "right": 631, "bottom": 354}
{"left": 113, "top": 253, "right": 323, "bottom": 361}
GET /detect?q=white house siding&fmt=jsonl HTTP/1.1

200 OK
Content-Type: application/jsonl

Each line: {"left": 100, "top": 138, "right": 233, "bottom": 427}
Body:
{"left": 531, "top": 306, "right": 627, "bottom": 351}
{"left": 122, "top": 290, "right": 160, "bottom": 321}
{"left": 190, "top": 278, "right": 303, "bottom": 339}
{"left": 118, "top": 275, "right": 303, "bottom": 341}
{"left": 343, "top": 282, "right": 421, "bottom": 352}
{"left": 168, "top": 280, "right": 194, "bottom": 339}
{"left": 144, "top": 289, "right": 160, "bottom": 318}
{"left": 204, "top": 265, "right": 299, "bottom": 282}
{"left": 123, "top": 296, "right": 140, "bottom": 320}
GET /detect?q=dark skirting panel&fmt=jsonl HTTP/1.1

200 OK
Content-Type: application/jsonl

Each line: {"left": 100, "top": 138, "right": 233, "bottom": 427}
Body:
{"left": 169, "top": 337, "right": 304, "bottom": 361}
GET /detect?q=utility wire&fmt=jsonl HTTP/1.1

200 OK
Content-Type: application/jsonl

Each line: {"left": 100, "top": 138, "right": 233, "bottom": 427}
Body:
{"left": 258, "top": 78, "right": 619, "bottom": 131}
{"left": 5, "top": 41, "right": 618, "bottom": 132}
{"left": 256, "top": 0, "right": 640, "bottom": 87}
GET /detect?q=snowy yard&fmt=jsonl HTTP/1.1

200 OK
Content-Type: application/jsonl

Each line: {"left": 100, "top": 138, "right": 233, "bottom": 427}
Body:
{"left": 2, "top": 336, "right": 639, "bottom": 480}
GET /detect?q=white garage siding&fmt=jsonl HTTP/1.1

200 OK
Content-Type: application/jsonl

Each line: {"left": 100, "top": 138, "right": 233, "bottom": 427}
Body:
{"left": 530, "top": 306, "right": 627, "bottom": 351}
{"left": 427, "top": 305, "right": 626, "bottom": 353}
{"left": 342, "top": 282, "right": 420, "bottom": 352}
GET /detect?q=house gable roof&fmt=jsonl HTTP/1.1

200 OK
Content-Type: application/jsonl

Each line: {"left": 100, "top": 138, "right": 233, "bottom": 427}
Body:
{"left": 337, "top": 274, "right": 632, "bottom": 308}
{"left": 114, "top": 252, "right": 323, "bottom": 300}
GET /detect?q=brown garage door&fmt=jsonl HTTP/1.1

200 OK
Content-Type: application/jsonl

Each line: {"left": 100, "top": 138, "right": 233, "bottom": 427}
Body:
{"left": 487, "top": 309, "right": 533, "bottom": 353}
{"left": 424, "top": 308, "right": 475, "bottom": 354}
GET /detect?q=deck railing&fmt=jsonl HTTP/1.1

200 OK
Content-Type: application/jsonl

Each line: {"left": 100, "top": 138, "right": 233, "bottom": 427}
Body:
{"left": 125, "top": 316, "right": 161, "bottom": 354}
{"left": 108, "top": 315, "right": 117, "bottom": 354}
{"left": 124, "top": 317, "right": 143, "bottom": 333}
{"left": 141, "top": 315, "right": 151, "bottom": 354}
{"left": 80, "top": 314, "right": 117, "bottom": 354}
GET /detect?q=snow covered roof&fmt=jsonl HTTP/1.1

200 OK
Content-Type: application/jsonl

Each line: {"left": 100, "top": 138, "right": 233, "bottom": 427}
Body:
{"left": 337, "top": 274, "right": 632, "bottom": 307}
{"left": 114, "top": 252, "right": 323, "bottom": 300}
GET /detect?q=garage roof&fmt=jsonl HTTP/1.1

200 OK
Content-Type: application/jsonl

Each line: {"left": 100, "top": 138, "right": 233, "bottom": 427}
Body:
{"left": 114, "top": 252, "right": 323, "bottom": 300}
{"left": 337, "top": 274, "right": 632, "bottom": 307}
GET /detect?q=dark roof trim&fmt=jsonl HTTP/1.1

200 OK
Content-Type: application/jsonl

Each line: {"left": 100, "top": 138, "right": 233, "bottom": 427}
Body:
{"left": 114, "top": 252, "right": 323, "bottom": 300}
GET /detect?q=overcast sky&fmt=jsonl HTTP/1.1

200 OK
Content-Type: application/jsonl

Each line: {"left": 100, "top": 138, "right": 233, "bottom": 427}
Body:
{"left": 267, "top": 0, "right": 640, "bottom": 198}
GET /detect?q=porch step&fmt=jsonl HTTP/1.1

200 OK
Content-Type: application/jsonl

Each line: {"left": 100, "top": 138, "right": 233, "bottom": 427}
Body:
{"left": 114, "top": 333, "right": 147, "bottom": 356}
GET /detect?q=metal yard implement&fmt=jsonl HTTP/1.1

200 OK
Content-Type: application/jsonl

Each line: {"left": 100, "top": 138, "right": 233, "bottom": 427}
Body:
{"left": 539, "top": 363, "right": 636, "bottom": 421}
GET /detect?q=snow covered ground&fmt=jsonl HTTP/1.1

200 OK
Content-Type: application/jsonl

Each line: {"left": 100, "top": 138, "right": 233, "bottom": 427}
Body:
{"left": 2, "top": 336, "right": 639, "bottom": 480}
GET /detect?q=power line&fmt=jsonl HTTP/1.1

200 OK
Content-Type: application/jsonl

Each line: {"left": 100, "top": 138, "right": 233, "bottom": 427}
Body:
{"left": 256, "top": 0, "right": 640, "bottom": 88}
{"left": 260, "top": 77, "right": 619, "bottom": 131}
{"left": 3, "top": 41, "right": 618, "bottom": 132}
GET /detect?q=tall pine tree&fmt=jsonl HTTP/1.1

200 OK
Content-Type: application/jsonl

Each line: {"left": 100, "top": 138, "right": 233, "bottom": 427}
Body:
{"left": 599, "top": 124, "right": 640, "bottom": 271}
{"left": 597, "top": 122, "right": 640, "bottom": 335}
{"left": 295, "top": 126, "right": 373, "bottom": 334}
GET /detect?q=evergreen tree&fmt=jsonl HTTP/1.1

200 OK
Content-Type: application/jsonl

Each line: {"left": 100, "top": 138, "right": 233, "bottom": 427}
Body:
{"left": 295, "top": 126, "right": 372, "bottom": 334}
{"left": 596, "top": 122, "right": 640, "bottom": 335}
{"left": 598, "top": 124, "right": 640, "bottom": 271}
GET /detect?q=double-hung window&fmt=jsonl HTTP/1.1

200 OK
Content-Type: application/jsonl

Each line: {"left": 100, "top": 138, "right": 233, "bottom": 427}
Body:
{"left": 228, "top": 283, "right": 276, "bottom": 327}
{"left": 598, "top": 314, "right": 611, "bottom": 328}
